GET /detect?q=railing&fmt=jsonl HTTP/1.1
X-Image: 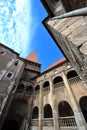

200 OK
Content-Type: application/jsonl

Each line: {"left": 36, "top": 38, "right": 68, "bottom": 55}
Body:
{"left": 43, "top": 118, "right": 54, "bottom": 126}
{"left": 43, "top": 87, "right": 50, "bottom": 92}
{"left": 68, "top": 76, "right": 81, "bottom": 85}
{"left": 34, "top": 90, "right": 40, "bottom": 95}
{"left": 31, "top": 118, "right": 54, "bottom": 126}
{"left": 54, "top": 82, "right": 64, "bottom": 89}
{"left": 58, "top": 116, "right": 77, "bottom": 127}
{"left": 31, "top": 119, "right": 38, "bottom": 126}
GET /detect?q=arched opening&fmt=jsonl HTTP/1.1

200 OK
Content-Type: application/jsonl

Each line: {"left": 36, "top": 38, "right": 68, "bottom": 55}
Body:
{"left": 35, "top": 85, "right": 40, "bottom": 91}
{"left": 79, "top": 96, "right": 87, "bottom": 123}
{"left": 43, "top": 81, "right": 50, "bottom": 91}
{"left": 26, "top": 86, "right": 33, "bottom": 93}
{"left": 43, "top": 81, "right": 50, "bottom": 88}
{"left": 67, "top": 70, "right": 78, "bottom": 79}
{"left": 32, "top": 106, "right": 39, "bottom": 119}
{"left": 58, "top": 101, "right": 74, "bottom": 117}
{"left": 16, "top": 84, "right": 25, "bottom": 93}
{"left": 44, "top": 104, "right": 53, "bottom": 118}
{"left": 53, "top": 76, "right": 63, "bottom": 84}
{"left": 1, "top": 120, "right": 19, "bottom": 130}
{"left": 1, "top": 99, "right": 28, "bottom": 130}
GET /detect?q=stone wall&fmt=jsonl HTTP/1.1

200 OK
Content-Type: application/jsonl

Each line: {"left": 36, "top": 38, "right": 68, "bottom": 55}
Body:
{"left": 44, "top": 16, "right": 87, "bottom": 87}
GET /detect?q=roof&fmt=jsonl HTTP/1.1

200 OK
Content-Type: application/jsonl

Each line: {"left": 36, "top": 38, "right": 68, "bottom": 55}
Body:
{"left": 47, "top": 57, "right": 67, "bottom": 70}
{"left": 25, "top": 51, "right": 39, "bottom": 63}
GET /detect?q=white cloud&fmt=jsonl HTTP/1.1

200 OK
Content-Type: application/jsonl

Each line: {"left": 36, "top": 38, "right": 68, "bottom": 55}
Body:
{"left": 0, "top": 0, "right": 38, "bottom": 58}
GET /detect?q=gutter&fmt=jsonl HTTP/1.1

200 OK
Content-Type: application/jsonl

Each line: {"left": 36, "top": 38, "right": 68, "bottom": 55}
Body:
{"left": 52, "top": 7, "right": 87, "bottom": 20}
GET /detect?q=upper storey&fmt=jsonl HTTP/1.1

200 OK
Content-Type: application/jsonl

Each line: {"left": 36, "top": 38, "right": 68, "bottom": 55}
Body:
{"left": 41, "top": 0, "right": 87, "bottom": 17}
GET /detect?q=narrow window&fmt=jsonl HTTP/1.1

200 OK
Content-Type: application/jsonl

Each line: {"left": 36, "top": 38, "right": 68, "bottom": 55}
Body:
{"left": 7, "top": 73, "right": 12, "bottom": 78}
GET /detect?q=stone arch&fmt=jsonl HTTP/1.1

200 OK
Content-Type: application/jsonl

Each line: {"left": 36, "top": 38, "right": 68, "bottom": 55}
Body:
{"left": 16, "top": 84, "right": 25, "bottom": 93}
{"left": 79, "top": 96, "right": 87, "bottom": 123}
{"left": 26, "top": 85, "right": 33, "bottom": 93}
{"left": 44, "top": 104, "right": 53, "bottom": 118}
{"left": 35, "top": 85, "right": 40, "bottom": 91}
{"left": 53, "top": 76, "right": 63, "bottom": 84}
{"left": 1, "top": 99, "right": 28, "bottom": 130}
{"left": 67, "top": 70, "right": 78, "bottom": 79}
{"left": 32, "top": 106, "right": 39, "bottom": 119}
{"left": 58, "top": 101, "right": 74, "bottom": 117}
{"left": 43, "top": 81, "right": 50, "bottom": 88}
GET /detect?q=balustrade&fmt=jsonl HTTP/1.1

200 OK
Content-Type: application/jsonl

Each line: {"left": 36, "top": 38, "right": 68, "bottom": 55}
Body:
{"left": 68, "top": 76, "right": 81, "bottom": 85}
{"left": 58, "top": 116, "right": 77, "bottom": 127}
{"left": 54, "top": 82, "right": 64, "bottom": 89}
{"left": 31, "top": 119, "right": 38, "bottom": 126}
{"left": 43, "top": 87, "right": 50, "bottom": 92}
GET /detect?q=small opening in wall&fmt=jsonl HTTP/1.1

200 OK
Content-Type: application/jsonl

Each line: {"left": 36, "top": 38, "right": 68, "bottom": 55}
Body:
{"left": 14, "top": 61, "right": 19, "bottom": 66}
{"left": 7, "top": 73, "right": 12, "bottom": 78}
{"left": 0, "top": 51, "right": 5, "bottom": 54}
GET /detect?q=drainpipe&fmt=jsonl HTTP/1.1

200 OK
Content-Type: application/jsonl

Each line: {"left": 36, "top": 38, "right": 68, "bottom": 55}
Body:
{"left": 52, "top": 7, "right": 87, "bottom": 20}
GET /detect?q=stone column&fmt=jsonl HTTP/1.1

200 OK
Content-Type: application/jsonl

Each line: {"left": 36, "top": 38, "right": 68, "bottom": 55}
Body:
{"left": 49, "top": 77, "right": 59, "bottom": 130}
{"left": 38, "top": 81, "right": 43, "bottom": 130}
{"left": 62, "top": 70, "right": 87, "bottom": 130}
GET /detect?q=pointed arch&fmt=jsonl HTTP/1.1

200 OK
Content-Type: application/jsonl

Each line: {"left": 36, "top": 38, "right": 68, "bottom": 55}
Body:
{"left": 58, "top": 101, "right": 74, "bottom": 117}
{"left": 53, "top": 76, "right": 63, "bottom": 84}
{"left": 26, "top": 85, "right": 33, "bottom": 93}
{"left": 67, "top": 70, "right": 78, "bottom": 79}
{"left": 35, "top": 85, "right": 40, "bottom": 91}
{"left": 44, "top": 104, "right": 53, "bottom": 118}
{"left": 79, "top": 96, "right": 87, "bottom": 123}
{"left": 32, "top": 106, "right": 39, "bottom": 119}
{"left": 43, "top": 81, "right": 50, "bottom": 88}
{"left": 16, "top": 84, "right": 25, "bottom": 93}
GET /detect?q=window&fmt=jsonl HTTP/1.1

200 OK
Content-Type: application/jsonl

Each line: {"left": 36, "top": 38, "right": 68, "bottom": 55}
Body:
{"left": 7, "top": 72, "right": 13, "bottom": 78}
{"left": 32, "top": 106, "right": 39, "bottom": 119}
{"left": 44, "top": 104, "right": 53, "bottom": 118}
{"left": 14, "top": 61, "right": 19, "bottom": 66}
{"left": 0, "top": 50, "right": 5, "bottom": 55}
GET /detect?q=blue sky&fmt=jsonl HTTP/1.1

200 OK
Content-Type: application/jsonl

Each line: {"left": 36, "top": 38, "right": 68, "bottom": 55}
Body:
{"left": 0, "top": 0, "right": 64, "bottom": 71}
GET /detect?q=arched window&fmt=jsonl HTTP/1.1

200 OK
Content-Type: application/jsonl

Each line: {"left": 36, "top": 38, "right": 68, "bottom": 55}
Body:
{"left": 16, "top": 84, "right": 25, "bottom": 93}
{"left": 58, "top": 101, "right": 74, "bottom": 117}
{"left": 26, "top": 86, "right": 33, "bottom": 93}
{"left": 79, "top": 96, "right": 87, "bottom": 123}
{"left": 44, "top": 104, "right": 53, "bottom": 118}
{"left": 32, "top": 106, "right": 39, "bottom": 119}
{"left": 53, "top": 76, "right": 63, "bottom": 84}
{"left": 43, "top": 81, "right": 50, "bottom": 92}
{"left": 67, "top": 70, "right": 78, "bottom": 79}
{"left": 35, "top": 85, "right": 40, "bottom": 91}
{"left": 43, "top": 81, "right": 50, "bottom": 88}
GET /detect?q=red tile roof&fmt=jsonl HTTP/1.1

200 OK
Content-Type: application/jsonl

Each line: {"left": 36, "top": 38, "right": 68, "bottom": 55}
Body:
{"left": 47, "top": 57, "right": 66, "bottom": 70}
{"left": 25, "top": 51, "right": 39, "bottom": 63}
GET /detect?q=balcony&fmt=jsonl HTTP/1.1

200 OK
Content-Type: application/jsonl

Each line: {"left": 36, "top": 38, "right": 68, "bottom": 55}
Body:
{"left": 54, "top": 82, "right": 64, "bottom": 89}
{"left": 58, "top": 116, "right": 77, "bottom": 128}
{"left": 68, "top": 76, "right": 81, "bottom": 85}
{"left": 35, "top": 90, "right": 40, "bottom": 95}
{"left": 43, "top": 118, "right": 54, "bottom": 126}
{"left": 43, "top": 87, "right": 50, "bottom": 92}
{"left": 31, "top": 118, "right": 53, "bottom": 126}
{"left": 31, "top": 119, "right": 38, "bottom": 126}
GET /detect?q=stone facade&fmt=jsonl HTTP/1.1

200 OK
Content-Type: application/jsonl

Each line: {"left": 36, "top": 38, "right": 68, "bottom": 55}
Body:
{"left": 0, "top": 1, "right": 87, "bottom": 130}
{"left": 0, "top": 43, "right": 87, "bottom": 130}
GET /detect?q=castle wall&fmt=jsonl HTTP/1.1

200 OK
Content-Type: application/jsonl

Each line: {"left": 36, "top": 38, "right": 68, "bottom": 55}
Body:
{"left": 44, "top": 16, "right": 87, "bottom": 88}
{"left": 30, "top": 61, "right": 87, "bottom": 130}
